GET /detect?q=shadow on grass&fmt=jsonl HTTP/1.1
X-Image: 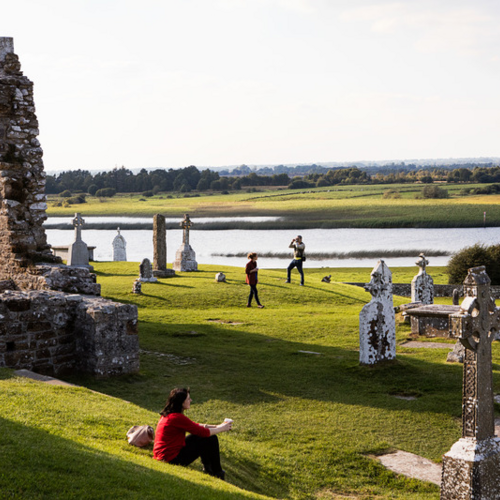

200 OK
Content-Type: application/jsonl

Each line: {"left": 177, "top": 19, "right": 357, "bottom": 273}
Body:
{"left": 0, "top": 416, "right": 269, "bottom": 500}
{"left": 77, "top": 320, "right": 466, "bottom": 421}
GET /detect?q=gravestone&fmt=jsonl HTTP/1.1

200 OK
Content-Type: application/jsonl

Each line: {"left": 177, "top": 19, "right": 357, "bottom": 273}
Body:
{"left": 152, "top": 214, "right": 175, "bottom": 277}
{"left": 139, "top": 258, "right": 157, "bottom": 282}
{"left": 359, "top": 260, "right": 396, "bottom": 365}
{"left": 215, "top": 272, "right": 226, "bottom": 282}
{"left": 67, "top": 213, "right": 92, "bottom": 269}
{"left": 112, "top": 227, "right": 127, "bottom": 261}
{"left": 132, "top": 279, "right": 142, "bottom": 294}
{"left": 173, "top": 214, "right": 198, "bottom": 272}
{"left": 441, "top": 266, "right": 500, "bottom": 499}
{"left": 411, "top": 253, "right": 434, "bottom": 304}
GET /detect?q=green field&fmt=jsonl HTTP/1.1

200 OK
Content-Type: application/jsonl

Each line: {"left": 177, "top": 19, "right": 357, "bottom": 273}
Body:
{"left": 47, "top": 183, "right": 500, "bottom": 228}
{"left": 2, "top": 262, "right": 497, "bottom": 499}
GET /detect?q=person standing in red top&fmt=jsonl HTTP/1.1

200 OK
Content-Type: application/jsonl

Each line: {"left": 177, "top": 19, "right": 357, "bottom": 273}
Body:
{"left": 153, "top": 388, "right": 232, "bottom": 480}
{"left": 245, "top": 252, "right": 264, "bottom": 308}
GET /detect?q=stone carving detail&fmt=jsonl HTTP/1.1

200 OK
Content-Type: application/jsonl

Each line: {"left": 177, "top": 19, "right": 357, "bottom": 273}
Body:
{"left": 359, "top": 260, "right": 395, "bottom": 365}
{"left": 112, "top": 227, "right": 127, "bottom": 261}
{"left": 139, "top": 258, "right": 157, "bottom": 282}
{"left": 411, "top": 253, "right": 434, "bottom": 304}
{"left": 152, "top": 214, "right": 174, "bottom": 277}
{"left": 441, "top": 266, "right": 500, "bottom": 499}
{"left": 173, "top": 214, "right": 198, "bottom": 272}
{"left": 67, "top": 213, "right": 92, "bottom": 269}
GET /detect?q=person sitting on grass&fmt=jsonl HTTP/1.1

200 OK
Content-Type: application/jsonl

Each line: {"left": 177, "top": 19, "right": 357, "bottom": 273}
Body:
{"left": 153, "top": 388, "right": 232, "bottom": 480}
{"left": 245, "top": 252, "right": 264, "bottom": 308}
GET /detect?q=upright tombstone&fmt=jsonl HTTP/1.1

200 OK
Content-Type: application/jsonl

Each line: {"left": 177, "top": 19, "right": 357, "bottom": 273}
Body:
{"left": 139, "top": 258, "right": 157, "bottom": 282}
{"left": 441, "top": 266, "right": 500, "bottom": 499}
{"left": 67, "top": 213, "right": 92, "bottom": 269}
{"left": 152, "top": 214, "right": 175, "bottom": 277}
{"left": 112, "top": 227, "right": 127, "bottom": 261}
{"left": 359, "top": 260, "right": 396, "bottom": 365}
{"left": 411, "top": 253, "right": 434, "bottom": 304}
{"left": 173, "top": 214, "right": 198, "bottom": 272}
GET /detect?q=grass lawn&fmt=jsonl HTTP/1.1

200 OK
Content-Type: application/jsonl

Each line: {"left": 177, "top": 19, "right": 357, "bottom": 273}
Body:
{"left": 2, "top": 262, "right": 499, "bottom": 499}
{"left": 46, "top": 183, "right": 500, "bottom": 228}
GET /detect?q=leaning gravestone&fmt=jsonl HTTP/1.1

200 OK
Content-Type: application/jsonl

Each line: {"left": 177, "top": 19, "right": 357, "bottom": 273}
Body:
{"left": 173, "top": 214, "right": 198, "bottom": 272}
{"left": 441, "top": 266, "right": 500, "bottom": 499}
{"left": 67, "top": 213, "right": 92, "bottom": 269}
{"left": 139, "top": 258, "right": 157, "bottom": 282}
{"left": 112, "top": 227, "right": 127, "bottom": 261}
{"left": 411, "top": 253, "right": 434, "bottom": 304}
{"left": 152, "top": 214, "right": 175, "bottom": 277}
{"left": 359, "top": 260, "right": 396, "bottom": 365}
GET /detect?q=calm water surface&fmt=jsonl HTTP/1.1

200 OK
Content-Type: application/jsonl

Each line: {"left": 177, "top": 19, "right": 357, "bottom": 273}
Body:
{"left": 44, "top": 217, "right": 500, "bottom": 269}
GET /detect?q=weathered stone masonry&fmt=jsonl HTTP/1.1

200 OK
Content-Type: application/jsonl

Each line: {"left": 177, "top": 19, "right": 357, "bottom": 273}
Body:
{"left": 0, "top": 38, "right": 139, "bottom": 378}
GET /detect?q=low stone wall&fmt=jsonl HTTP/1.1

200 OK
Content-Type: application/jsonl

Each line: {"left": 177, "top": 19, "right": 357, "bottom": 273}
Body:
{"left": 345, "top": 283, "right": 500, "bottom": 299}
{"left": 0, "top": 290, "right": 139, "bottom": 377}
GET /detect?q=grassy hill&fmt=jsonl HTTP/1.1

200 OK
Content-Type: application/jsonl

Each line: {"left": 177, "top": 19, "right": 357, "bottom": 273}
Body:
{"left": 2, "top": 262, "right": 498, "bottom": 499}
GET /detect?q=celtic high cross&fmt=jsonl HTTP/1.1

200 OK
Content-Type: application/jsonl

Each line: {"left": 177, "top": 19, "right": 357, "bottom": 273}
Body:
{"left": 72, "top": 213, "right": 85, "bottom": 242}
{"left": 451, "top": 266, "right": 500, "bottom": 440}
{"left": 180, "top": 214, "right": 193, "bottom": 246}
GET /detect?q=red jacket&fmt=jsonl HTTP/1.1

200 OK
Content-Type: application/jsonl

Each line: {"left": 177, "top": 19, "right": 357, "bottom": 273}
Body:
{"left": 245, "top": 260, "right": 258, "bottom": 285}
{"left": 153, "top": 413, "right": 210, "bottom": 462}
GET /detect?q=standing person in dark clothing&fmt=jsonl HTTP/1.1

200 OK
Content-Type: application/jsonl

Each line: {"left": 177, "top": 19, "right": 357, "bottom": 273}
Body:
{"left": 153, "top": 388, "right": 233, "bottom": 480}
{"left": 245, "top": 252, "right": 264, "bottom": 308}
{"left": 285, "top": 235, "right": 305, "bottom": 286}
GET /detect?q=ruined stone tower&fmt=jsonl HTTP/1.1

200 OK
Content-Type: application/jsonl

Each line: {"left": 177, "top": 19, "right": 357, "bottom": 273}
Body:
{"left": 0, "top": 37, "right": 59, "bottom": 278}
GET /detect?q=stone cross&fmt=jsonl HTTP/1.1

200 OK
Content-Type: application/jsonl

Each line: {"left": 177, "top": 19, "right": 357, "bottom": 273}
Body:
{"left": 72, "top": 213, "right": 85, "bottom": 242}
{"left": 411, "top": 253, "right": 434, "bottom": 304}
{"left": 180, "top": 214, "right": 193, "bottom": 246}
{"left": 359, "top": 260, "right": 396, "bottom": 365}
{"left": 441, "top": 266, "right": 500, "bottom": 499}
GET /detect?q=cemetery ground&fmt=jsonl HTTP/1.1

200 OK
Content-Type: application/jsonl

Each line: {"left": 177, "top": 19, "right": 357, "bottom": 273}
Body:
{"left": 47, "top": 182, "right": 500, "bottom": 229}
{"left": 1, "top": 263, "right": 498, "bottom": 499}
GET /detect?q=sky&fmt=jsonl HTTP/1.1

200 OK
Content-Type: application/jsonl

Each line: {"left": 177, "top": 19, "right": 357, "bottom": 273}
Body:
{"left": 1, "top": 0, "right": 500, "bottom": 172}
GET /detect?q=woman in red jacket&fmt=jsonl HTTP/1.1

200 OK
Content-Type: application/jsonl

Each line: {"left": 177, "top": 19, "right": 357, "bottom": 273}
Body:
{"left": 153, "top": 388, "right": 232, "bottom": 479}
{"left": 245, "top": 252, "right": 264, "bottom": 308}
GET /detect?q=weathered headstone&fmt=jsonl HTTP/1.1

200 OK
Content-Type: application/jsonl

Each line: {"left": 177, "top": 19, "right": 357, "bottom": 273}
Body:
{"left": 152, "top": 214, "right": 175, "bottom": 277}
{"left": 139, "top": 258, "right": 157, "bottom": 282}
{"left": 67, "top": 213, "right": 92, "bottom": 269}
{"left": 215, "top": 272, "right": 226, "bottom": 282}
{"left": 132, "top": 279, "right": 142, "bottom": 294}
{"left": 411, "top": 253, "right": 434, "bottom": 304}
{"left": 359, "top": 260, "right": 396, "bottom": 365}
{"left": 112, "top": 227, "right": 127, "bottom": 261}
{"left": 173, "top": 214, "right": 198, "bottom": 272}
{"left": 452, "top": 288, "right": 460, "bottom": 306}
{"left": 441, "top": 266, "right": 500, "bottom": 499}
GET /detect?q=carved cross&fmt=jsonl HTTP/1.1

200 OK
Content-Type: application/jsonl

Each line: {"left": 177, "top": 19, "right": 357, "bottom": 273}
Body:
{"left": 180, "top": 214, "right": 193, "bottom": 245}
{"left": 450, "top": 266, "right": 500, "bottom": 441}
{"left": 72, "top": 213, "right": 85, "bottom": 242}
{"left": 415, "top": 253, "right": 429, "bottom": 274}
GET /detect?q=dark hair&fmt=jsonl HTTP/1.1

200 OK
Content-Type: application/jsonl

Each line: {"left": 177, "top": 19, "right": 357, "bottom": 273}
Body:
{"left": 160, "top": 387, "right": 190, "bottom": 416}
{"left": 247, "top": 252, "right": 257, "bottom": 260}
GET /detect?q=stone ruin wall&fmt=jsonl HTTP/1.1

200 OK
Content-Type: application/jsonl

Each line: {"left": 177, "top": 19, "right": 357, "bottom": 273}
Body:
{"left": 0, "top": 290, "right": 139, "bottom": 377}
{"left": 0, "top": 38, "right": 139, "bottom": 378}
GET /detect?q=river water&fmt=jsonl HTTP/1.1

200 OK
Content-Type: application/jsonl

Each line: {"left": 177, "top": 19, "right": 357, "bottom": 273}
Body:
{"left": 44, "top": 216, "right": 500, "bottom": 269}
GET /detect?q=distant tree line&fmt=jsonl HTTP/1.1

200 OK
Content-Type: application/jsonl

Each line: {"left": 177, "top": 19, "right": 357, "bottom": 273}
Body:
{"left": 45, "top": 163, "right": 500, "bottom": 196}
